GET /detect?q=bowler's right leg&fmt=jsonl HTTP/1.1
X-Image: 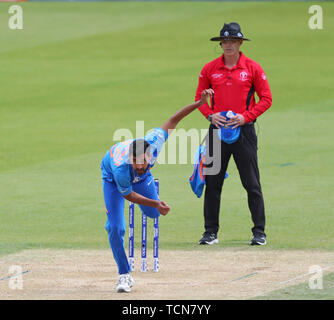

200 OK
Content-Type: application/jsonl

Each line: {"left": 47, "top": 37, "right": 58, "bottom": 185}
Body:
{"left": 102, "top": 179, "right": 133, "bottom": 292}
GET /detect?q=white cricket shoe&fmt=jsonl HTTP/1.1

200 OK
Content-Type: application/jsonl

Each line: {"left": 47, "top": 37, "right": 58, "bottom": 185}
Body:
{"left": 116, "top": 274, "right": 131, "bottom": 293}
{"left": 128, "top": 274, "right": 135, "bottom": 288}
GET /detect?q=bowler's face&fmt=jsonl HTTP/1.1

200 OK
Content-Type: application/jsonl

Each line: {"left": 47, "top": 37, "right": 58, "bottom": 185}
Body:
{"left": 130, "top": 153, "right": 151, "bottom": 175}
{"left": 220, "top": 38, "right": 243, "bottom": 56}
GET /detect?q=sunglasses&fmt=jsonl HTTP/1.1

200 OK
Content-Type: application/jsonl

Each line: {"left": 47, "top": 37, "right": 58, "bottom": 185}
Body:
{"left": 220, "top": 38, "right": 241, "bottom": 44}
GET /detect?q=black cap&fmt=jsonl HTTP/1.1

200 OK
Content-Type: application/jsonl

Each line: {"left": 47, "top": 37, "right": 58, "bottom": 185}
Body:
{"left": 210, "top": 22, "right": 250, "bottom": 41}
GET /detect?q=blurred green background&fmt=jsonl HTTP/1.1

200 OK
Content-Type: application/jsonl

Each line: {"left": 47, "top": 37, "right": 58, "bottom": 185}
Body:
{"left": 0, "top": 2, "right": 333, "bottom": 259}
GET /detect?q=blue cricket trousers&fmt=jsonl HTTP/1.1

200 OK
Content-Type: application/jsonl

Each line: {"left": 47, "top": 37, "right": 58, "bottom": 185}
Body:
{"left": 102, "top": 174, "right": 160, "bottom": 275}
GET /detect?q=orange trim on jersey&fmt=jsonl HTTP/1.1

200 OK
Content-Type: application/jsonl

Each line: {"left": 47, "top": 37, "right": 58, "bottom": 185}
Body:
{"left": 190, "top": 164, "right": 197, "bottom": 182}
{"left": 199, "top": 156, "right": 205, "bottom": 181}
{"left": 190, "top": 155, "right": 206, "bottom": 182}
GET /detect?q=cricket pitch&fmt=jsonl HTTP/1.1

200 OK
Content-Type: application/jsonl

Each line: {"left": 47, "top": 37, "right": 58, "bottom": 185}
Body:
{"left": 0, "top": 248, "right": 333, "bottom": 300}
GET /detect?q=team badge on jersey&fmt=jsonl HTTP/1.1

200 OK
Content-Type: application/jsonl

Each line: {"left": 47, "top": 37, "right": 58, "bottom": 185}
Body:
{"left": 239, "top": 71, "right": 248, "bottom": 81}
{"left": 133, "top": 176, "right": 141, "bottom": 183}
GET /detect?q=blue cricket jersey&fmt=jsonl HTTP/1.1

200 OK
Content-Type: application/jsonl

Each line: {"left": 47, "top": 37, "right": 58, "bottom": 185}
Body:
{"left": 101, "top": 127, "right": 168, "bottom": 196}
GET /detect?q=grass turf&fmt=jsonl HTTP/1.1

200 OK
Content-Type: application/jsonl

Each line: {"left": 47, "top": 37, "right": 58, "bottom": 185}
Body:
{"left": 253, "top": 272, "right": 334, "bottom": 300}
{"left": 0, "top": 2, "right": 333, "bottom": 261}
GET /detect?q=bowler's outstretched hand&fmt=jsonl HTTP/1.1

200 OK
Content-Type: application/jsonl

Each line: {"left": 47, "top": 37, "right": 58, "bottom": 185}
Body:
{"left": 158, "top": 201, "right": 170, "bottom": 216}
{"left": 200, "top": 89, "right": 214, "bottom": 105}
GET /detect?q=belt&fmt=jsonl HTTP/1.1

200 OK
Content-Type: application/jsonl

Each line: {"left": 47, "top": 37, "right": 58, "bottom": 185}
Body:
{"left": 243, "top": 119, "right": 256, "bottom": 126}
{"left": 209, "top": 119, "right": 256, "bottom": 128}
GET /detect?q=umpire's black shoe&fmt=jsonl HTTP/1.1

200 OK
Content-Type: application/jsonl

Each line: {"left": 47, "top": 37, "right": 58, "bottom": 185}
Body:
{"left": 250, "top": 234, "right": 267, "bottom": 246}
{"left": 198, "top": 232, "right": 218, "bottom": 245}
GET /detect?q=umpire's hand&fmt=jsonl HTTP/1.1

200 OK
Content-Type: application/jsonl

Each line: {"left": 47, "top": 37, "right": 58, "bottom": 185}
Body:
{"left": 211, "top": 112, "right": 228, "bottom": 128}
{"left": 227, "top": 113, "right": 246, "bottom": 129}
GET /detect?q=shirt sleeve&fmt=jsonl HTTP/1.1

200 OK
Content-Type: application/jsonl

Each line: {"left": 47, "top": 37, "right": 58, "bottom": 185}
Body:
{"left": 113, "top": 167, "right": 132, "bottom": 196}
{"left": 144, "top": 127, "right": 168, "bottom": 165}
{"left": 242, "top": 64, "right": 272, "bottom": 123}
{"left": 195, "top": 65, "right": 213, "bottom": 119}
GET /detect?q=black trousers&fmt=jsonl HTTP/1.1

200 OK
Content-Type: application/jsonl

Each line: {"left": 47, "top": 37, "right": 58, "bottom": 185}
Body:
{"left": 203, "top": 123, "right": 266, "bottom": 236}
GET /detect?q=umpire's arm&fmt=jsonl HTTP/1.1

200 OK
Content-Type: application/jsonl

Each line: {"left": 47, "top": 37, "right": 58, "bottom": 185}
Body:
{"left": 196, "top": 65, "right": 213, "bottom": 119}
{"left": 242, "top": 65, "right": 272, "bottom": 123}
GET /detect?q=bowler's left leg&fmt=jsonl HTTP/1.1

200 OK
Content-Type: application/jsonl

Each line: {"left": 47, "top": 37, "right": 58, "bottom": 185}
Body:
{"left": 132, "top": 174, "right": 160, "bottom": 219}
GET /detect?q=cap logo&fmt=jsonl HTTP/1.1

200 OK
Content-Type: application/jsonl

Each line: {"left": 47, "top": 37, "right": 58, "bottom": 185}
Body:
{"left": 224, "top": 31, "right": 229, "bottom": 36}
{"left": 237, "top": 32, "right": 242, "bottom": 37}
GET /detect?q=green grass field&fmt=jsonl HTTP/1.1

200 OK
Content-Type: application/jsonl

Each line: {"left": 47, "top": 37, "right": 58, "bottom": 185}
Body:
{"left": 0, "top": 1, "right": 334, "bottom": 299}
{"left": 253, "top": 272, "right": 334, "bottom": 300}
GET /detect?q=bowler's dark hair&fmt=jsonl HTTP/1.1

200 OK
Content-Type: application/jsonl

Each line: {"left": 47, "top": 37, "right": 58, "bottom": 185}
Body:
{"left": 129, "top": 139, "right": 150, "bottom": 158}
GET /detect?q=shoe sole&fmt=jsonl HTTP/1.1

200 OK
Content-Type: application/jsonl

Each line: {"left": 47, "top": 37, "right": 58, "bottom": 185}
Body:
{"left": 250, "top": 240, "right": 267, "bottom": 246}
{"left": 116, "top": 287, "right": 131, "bottom": 293}
{"left": 198, "top": 239, "right": 219, "bottom": 245}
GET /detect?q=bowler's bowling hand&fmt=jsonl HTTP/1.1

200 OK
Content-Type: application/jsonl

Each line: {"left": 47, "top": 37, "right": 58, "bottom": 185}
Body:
{"left": 158, "top": 201, "right": 170, "bottom": 216}
{"left": 227, "top": 114, "right": 245, "bottom": 129}
{"left": 200, "top": 89, "right": 214, "bottom": 105}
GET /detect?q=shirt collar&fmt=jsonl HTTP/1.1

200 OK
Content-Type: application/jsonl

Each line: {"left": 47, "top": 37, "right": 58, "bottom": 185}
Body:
{"left": 219, "top": 51, "right": 246, "bottom": 70}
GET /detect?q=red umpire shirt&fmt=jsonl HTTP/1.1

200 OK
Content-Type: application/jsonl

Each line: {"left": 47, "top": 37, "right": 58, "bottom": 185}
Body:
{"left": 195, "top": 52, "right": 272, "bottom": 123}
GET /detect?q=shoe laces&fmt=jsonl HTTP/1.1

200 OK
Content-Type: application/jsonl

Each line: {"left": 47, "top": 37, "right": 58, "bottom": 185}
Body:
{"left": 203, "top": 232, "right": 215, "bottom": 238}
{"left": 118, "top": 274, "right": 129, "bottom": 285}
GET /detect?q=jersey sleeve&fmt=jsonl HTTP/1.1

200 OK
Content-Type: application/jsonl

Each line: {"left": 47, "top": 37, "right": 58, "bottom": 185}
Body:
{"left": 196, "top": 64, "right": 213, "bottom": 119}
{"left": 113, "top": 166, "right": 133, "bottom": 196}
{"left": 242, "top": 64, "right": 272, "bottom": 123}
{"left": 144, "top": 127, "right": 168, "bottom": 165}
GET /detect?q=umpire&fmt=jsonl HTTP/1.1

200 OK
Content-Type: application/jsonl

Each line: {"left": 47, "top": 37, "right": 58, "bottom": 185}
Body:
{"left": 195, "top": 22, "right": 272, "bottom": 246}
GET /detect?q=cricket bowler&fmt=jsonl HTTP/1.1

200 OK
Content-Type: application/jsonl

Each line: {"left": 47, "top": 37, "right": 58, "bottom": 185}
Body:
{"left": 100, "top": 89, "right": 213, "bottom": 293}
